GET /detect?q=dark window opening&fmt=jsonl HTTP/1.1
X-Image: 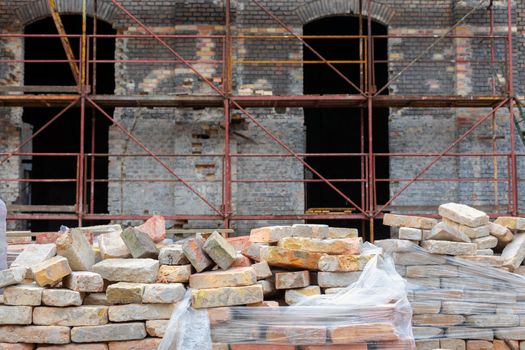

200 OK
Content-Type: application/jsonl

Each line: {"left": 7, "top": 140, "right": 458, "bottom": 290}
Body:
{"left": 23, "top": 15, "right": 115, "bottom": 231}
{"left": 303, "top": 16, "right": 390, "bottom": 240}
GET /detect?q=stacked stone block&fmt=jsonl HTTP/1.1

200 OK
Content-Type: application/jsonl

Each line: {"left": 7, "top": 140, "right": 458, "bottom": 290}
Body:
{"left": 379, "top": 202, "right": 525, "bottom": 350}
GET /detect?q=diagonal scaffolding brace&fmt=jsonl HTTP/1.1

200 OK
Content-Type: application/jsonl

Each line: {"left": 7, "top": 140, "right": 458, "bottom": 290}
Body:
{"left": 251, "top": 0, "right": 366, "bottom": 96}
{"left": 0, "top": 98, "right": 79, "bottom": 166}
{"left": 47, "top": 0, "right": 81, "bottom": 85}
{"left": 87, "top": 97, "right": 224, "bottom": 216}
{"left": 376, "top": 98, "right": 510, "bottom": 216}
{"left": 109, "top": 0, "right": 367, "bottom": 216}
{"left": 374, "top": 0, "right": 488, "bottom": 96}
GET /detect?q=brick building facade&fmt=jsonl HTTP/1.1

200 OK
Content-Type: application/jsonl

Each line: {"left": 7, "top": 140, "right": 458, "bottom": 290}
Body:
{"left": 0, "top": 0, "right": 523, "bottom": 234}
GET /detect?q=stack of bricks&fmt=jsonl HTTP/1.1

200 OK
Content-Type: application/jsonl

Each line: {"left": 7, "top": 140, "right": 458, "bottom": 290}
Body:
{"left": 379, "top": 202, "right": 525, "bottom": 350}
{"left": 188, "top": 223, "right": 414, "bottom": 350}
{"left": 384, "top": 202, "right": 525, "bottom": 272}
{"left": 0, "top": 221, "right": 181, "bottom": 349}
{"left": 0, "top": 219, "right": 414, "bottom": 350}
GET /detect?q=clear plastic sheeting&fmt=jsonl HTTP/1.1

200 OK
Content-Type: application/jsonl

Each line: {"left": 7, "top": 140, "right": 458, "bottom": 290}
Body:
{"left": 159, "top": 250, "right": 415, "bottom": 350}
{"left": 377, "top": 239, "right": 525, "bottom": 347}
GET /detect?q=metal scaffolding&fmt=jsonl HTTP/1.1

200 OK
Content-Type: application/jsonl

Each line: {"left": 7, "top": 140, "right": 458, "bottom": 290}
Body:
{"left": 0, "top": 0, "right": 520, "bottom": 240}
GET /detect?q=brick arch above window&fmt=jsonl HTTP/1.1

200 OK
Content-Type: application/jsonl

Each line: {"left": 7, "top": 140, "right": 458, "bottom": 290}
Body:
{"left": 295, "top": 0, "right": 395, "bottom": 26}
{"left": 15, "top": 0, "right": 119, "bottom": 26}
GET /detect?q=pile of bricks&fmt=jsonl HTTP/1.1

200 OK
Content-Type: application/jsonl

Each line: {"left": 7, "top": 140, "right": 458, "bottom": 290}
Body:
{"left": 189, "top": 224, "right": 413, "bottom": 349}
{"left": 383, "top": 202, "right": 525, "bottom": 272}
{"left": 0, "top": 220, "right": 414, "bottom": 350}
{"left": 379, "top": 202, "right": 525, "bottom": 350}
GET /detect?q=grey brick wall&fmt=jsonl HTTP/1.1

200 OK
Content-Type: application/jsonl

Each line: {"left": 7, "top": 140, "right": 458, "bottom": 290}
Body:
{"left": 0, "top": 0, "right": 524, "bottom": 232}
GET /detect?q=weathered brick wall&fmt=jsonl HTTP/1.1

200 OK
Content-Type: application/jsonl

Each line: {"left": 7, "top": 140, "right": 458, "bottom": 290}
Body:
{"left": 0, "top": 0, "right": 524, "bottom": 230}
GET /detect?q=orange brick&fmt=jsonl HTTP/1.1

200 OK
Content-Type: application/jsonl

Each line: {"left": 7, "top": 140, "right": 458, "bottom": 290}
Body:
{"left": 329, "top": 323, "right": 399, "bottom": 344}
{"left": 467, "top": 340, "right": 493, "bottom": 350}
{"left": 230, "top": 345, "right": 295, "bottom": 350}
{"left": 302, "top": 345, "right": 368, "bottom": 350}
{"left": 227, "top": 236, "right": 251, "bottom": 251}
{"left": 493, "top": 340, "right": 518, "bottom": 350}
{"left": 136, "top": 215, "right": 166, "bottom": 243}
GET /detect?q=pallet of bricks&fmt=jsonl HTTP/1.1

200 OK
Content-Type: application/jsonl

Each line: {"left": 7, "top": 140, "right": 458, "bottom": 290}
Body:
{"left": 378, "top": 202, "right": 525, "bottom": 350}
{"left": 0, "top": 214, "right": 415, "bottom": 350}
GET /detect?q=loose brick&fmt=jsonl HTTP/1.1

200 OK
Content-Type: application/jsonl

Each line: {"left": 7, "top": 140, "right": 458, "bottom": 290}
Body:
{"left": 120, "top": 227, "right": 159, "bottom": 259}
{"left": 427, "top": 222, "right": 471, "bottom": 242}
{"left": 466, "top": 314, "right": 520, "bottom": 327}
{"left": 266, "top": 325, "right": 326, "bottom": 344}
{"left": 108, "top": 338, "right": 161, "bottom": 350}
{"left": 108, "top": 303, "right": 175, "bottom": 322}
{"left": 329, "top": 323, "right": 400, "bottom": 343}
{"left": 0, "top": 267, "right": 27, "bottom": 288}
{"left": 156, "top": 264, "right": 192, "bottom": 283}
{"left": 399, "top": 227, "right": 423, "bottom": 241}
{"left": 407, "top": 264, "right": 458, "bottom": 278}
{"left": 442, "top": 301, "right": 497, "bottom": 315}
{"left": 252, "top": 261, "right": 272, "bottom": 280}
{"left": 489, "top": 222, "right": 514, "bottom": 246}
{"left": 4, "top": 284, "right": 44, "bottom": 306}
{"left": 442, "top": 218, "right": 490, "bottom": 239}
{"left": 318, "top": 255, "right": 368, "bottom": 272}
{"left": 412, "top": 300, "right": 441, "bottom": 314}
{"left": 56, "top": 228, "right": 95, "bottom": 271}
{"left": 33, "top": 306, "right": 108, "bottom": 326}
{"left": 439, "top": 203, "right": 489, "bottom": 227}
{"left": 466, "top": 340, "right": 493, "bottom": 350}
{"left": 327, "top": 227, "right": 359, "bottom": 239}
{"left": 472, "top": 235, "right": 498, "bottom": 249}
{"left": 494, "top": 217, "right": 525, "bottom": 230}
{"left": 291, "top": 224, "right": 329, "bottom": 238}
{"left": 92, "top": 258, "right": 159, "bottom": 283}
{"left": 106, "top": 282, "right": 144, "bottom": 305}
{"left": 494, "top": 327, "right": 525, "bottom": 340}
{"left": 440, "top": 339, "right": 466, "bottom": 350}
{"left": 145, "top": 319, "right": 168, "bottom": 337}
{"left": 230, "top": 345, "right": 295, "bottom": 350}
{"left": 285, "top": 285, "right": 321, "bottom": 305}
{"left": 0, "top": 306, "right": 32, "bottom": 325}
{"left": 189, "top": 267, "right": 256, "bottom": 289}
{"left": 63, "top": 272, "right": 104, "bottom": 293}
{"left": 318, "top": 272, "right": 361, "bottom": 288}
{"left": 260, "top": 246, "right": 324, "bottom": 270}
{"left": 258, "top": 279, "right": 277, "bottom": 297}
{"left": 11, "top": 244, "right": 56, "bottom": 279}
{"left": 32, "top": 256, "right": 72, "bottom": 287}
{"left": 383, "top": 214, "right": 437, "bottom": 229}
{"left": 98, "top": 230, "right": 131, "bottom": 259}
{"left": 192, "top": 284, "right": 263, "bottom": 308}
{"left": 83, "top": 293, "right": 109, "bottom": 306}
{"left": 420, "top": 240, "right": 477, "bottom": 256}
{"left": 142, "top": 283, "right": 185, "bottom": 304}
{"left": 202, "top": 231, "right": 237, "bottom": 270}
{"left": 275, "top": 270, "right": 310, "bottom": 289}
{"left": 446, "top": 327, "right": 494, "bottom": 341}
{"left": 0, "top": 326, "right": 70, "bottom": 344}
{"left": 42, "top": 289, "right": 83, "bottom": 307}
{"left": 71, "top": 323, "right": 146, "bottom": 342}
{"left": 413, "top": 313, "right": 466, "bottom": 326}
{"left": 158, "top": 244, "right": 189, "bottom": 265}
{"left": 501, "top": 233, "right": 525, "bottom": 271}
{"left": 278, "top": 237, "right": 361, "bottom": 255}
{"left": 250, "top": 226, "right": 292, "bottom": 243}
{"left": 182, "top": 235, "right": 214, "bottom": 272}
{"left": 230, "top": 253, "right": 252, "bottom": 268}
{"left": 135, "top": 215, "right": 166, "bottom": 243}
